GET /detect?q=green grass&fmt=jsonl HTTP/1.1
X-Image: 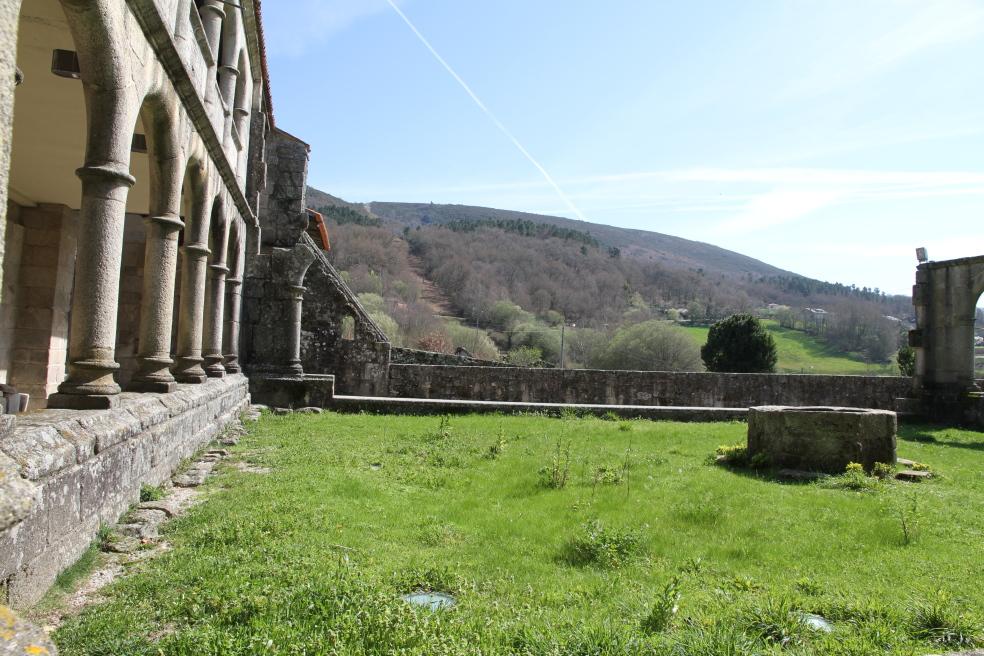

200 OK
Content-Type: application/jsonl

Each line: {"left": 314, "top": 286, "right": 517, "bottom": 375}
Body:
{"left": 684, "top": 320, "right": 898, "bottom": 375}
{"left": 54, "top": 414, "right": 984, "bottom": 655}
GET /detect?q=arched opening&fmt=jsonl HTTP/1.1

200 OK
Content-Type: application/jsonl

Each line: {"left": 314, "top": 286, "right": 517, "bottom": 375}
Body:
{"left": 3, "top": 0, "right": 86, "bottom": 407}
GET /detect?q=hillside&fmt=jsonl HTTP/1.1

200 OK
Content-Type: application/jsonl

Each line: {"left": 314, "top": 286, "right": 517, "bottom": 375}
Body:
{"left": 369, "top": 201, "right": 793, "bottom": 278}
{"left": 307, "top": 186, "right": 912, "bottom": 370}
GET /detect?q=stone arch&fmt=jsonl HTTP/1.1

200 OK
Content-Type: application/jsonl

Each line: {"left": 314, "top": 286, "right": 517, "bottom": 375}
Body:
{"left": 912, "top": 256, "right": 984, "bottom": 400}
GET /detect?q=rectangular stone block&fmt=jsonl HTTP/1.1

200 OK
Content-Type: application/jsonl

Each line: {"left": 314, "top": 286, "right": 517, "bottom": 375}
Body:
{"left": 0, "top": 425, "right": 76, "bottom": 480}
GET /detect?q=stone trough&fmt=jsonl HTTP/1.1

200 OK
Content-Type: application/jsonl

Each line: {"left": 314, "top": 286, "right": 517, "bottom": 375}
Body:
{"left": 748, "top": 406, "right": 897, "bottom": 474}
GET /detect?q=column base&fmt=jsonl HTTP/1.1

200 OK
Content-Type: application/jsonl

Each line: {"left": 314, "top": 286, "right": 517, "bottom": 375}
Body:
{"left": 204, "top": 356, "right": 226, "bottom": 378}
{"left": 173, "top": 356, "right": 207, "bottom": 384}
{"left": 48, "top": 392, "right": 120, "bottom": 410}
{"left": 126, "top": 380, "right": 178, "bottom": 394}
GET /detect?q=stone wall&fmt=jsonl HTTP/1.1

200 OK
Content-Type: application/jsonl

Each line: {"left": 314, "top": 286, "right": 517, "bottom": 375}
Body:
{"left": 387, "top": 365, "right": 912, "bottom": 410}
{"left": 0, "top": 375, "right": 248, "bottom": 606}
{"left": 390, "top": 347, "right": 508, "bottom": 368}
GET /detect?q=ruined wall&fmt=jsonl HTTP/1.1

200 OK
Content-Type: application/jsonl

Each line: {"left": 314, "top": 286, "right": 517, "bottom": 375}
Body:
{"left": 300, "top": 242, "right": 391, "bottom": 396}
{"left": 0, "top": 375, "right": 248, "bottom": 607}
{"left": 387, "top": 365, "right": 911, "bottom": 410}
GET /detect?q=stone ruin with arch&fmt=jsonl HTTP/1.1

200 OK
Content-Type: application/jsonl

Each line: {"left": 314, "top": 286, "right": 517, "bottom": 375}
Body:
{"left": 0, "top": 0, "right": 980, "bottom": 647}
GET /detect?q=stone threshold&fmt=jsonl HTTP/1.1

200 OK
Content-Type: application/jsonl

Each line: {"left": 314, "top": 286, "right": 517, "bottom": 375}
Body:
{"left": 330, "top": 395, "right": 748, "bottom": 422}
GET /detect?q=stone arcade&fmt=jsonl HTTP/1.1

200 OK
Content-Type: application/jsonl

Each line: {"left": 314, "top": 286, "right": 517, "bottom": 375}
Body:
{"left": 0, "top": 0, "right": 338, "bottom": 610}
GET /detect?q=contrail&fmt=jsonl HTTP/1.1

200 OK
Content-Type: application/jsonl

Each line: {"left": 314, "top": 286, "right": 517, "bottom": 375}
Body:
{"left": 384, "top": 0, "right": 587, "bottom": 222}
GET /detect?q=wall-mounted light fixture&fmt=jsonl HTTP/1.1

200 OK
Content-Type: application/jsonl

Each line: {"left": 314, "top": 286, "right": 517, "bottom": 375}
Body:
{"left": 51, "top": 49, "right": 80, "bottom": 79}
{"left": 916, "top": 247, "right": 929, "bottom": 263}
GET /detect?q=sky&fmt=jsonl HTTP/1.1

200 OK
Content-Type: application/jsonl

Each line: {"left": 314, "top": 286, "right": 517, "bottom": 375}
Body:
{"left": 261, "top": 0, "right": 984, "bottom": 297}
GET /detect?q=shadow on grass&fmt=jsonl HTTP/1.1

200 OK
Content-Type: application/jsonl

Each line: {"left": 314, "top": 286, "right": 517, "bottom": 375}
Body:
{"left": 709, "top": 460, "right": 824, "bottom": 486}
{"left": 899, "top": 425, "right": 984, "bottom": 452}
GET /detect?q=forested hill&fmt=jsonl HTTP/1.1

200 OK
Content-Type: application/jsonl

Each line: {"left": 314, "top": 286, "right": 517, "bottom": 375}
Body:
{"left": 368, "top": 201, "right": 792, "bottom": 278}
{"left": 306, "top": 186, "right": 912, "bottom": 366}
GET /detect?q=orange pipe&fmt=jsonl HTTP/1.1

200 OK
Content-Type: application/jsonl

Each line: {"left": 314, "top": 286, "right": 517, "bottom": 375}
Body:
{"left": 306, "top": 209, "right": 330, "bottom": 251}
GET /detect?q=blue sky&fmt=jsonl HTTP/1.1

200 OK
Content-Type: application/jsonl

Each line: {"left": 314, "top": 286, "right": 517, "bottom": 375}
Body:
{"left": 262, "top": 1, "right": 984, "bottom": 296}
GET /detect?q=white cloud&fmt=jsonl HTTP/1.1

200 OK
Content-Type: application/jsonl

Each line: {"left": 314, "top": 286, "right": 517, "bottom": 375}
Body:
{"left": 777, "top": 0, "right": 984, "bottom": 101}
{"left": 263, "top": 0, "right": 405, "bottom": 57}
{"left": 714, "top": 189, "right": 847, "bottom": 234}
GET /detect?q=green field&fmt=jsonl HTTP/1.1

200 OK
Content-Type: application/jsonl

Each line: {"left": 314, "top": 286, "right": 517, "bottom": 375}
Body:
{"left": 54, "top": 412, "right": 984, "bottom": 655}
{"left": 684, "top": 321, "right": 898, "bottom": 376}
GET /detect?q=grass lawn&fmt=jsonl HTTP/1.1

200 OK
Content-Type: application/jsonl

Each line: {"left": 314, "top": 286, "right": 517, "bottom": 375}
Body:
{"left": 683, "top": 321, "right": 898, "bottom": 376}
{"left": 54, "top": 412, "right": 984, "bottom": 655}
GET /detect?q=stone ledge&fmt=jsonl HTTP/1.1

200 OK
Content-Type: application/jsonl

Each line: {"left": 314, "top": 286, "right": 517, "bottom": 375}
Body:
{"left": 0, "top": 376, "right": 247, "bottom": 482}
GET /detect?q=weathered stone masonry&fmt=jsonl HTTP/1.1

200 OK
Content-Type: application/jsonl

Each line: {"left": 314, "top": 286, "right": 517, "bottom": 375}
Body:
{"left": 1, "top": 376, "right": 247, "bottom": 606}
{"left": 387, "top": 365, "right": 912, "bottom": 410}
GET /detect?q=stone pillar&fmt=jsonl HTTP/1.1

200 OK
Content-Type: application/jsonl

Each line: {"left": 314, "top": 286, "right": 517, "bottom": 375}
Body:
{"left": 128, "top": 214, "right": 183, "bottom": 392}
{"left": 173, "top": 194, "right": 213, "bottom": 384}
{"left": 202, "top": 262, "right": 228, "bottom": 377}
{"left": 286, "top": 284, "right": 305, "bottom": 375}
{"left": 49, "top": 164, "right": 135, "bottom": 409}
{"left": 198, "top": 0, "right": 225, "bottom": 63}
{"left": 223, "top": 276, "right": 243, "bottom": 373}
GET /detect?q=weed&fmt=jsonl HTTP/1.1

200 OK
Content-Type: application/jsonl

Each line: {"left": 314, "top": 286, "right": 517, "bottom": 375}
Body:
{"left": 712, "top": 443, "right": 765, "bottom": 467}
{"left": 823, "top": 462, "right": 880, "bottom": 492}
{"left": 565, "top": 519, "right": 642, "bottom": 568}
{"left": 538, "top": 441, "right": 571, "bottom": 489}
{"left": 891, "top": 490, "right": 923, "bottom": 545}
{"left": 641, "top": 576, "right": 682, "bottom": 633}
{"left": 742, "top": 596, "right": 806, "bottom": 646}
{"left": 392, "top": 565, "right": 461, "bottom": 595}
{"left": 910, "top": 461, "right": 931, "bottom": 472}
{"left": 434, "top": 415, "right": 453, "bottom": 440}
{"left": 795, "top": 576, "right": 823, "bottom": 596}
{"left": 728, "top": 575, "right": 762, "bottom": 592}
{"left": 592, "top": 465, "right": 623, "bottom": 486}
{"left": 872, "top": 461, "right": 896, "bottom": 480}
{"left": 618, "top": 422, "right": 632, "bottom": 432}
{"left": 680, "top": 556, "right": 704, "bottom": 575}
{"left": 139, "top": 483, "right": 166, "bottom": 503}
{"left": 909, "top": 591, "right": 982, "bottom": 647}
{"left": 673, "top": 624, "right": 758, "bottom": 656}
{"left": 601, "top": 411, "right": 620, "bottom": 422}
{"left": 485, "top": 428, "right": 507, "bottom": 459}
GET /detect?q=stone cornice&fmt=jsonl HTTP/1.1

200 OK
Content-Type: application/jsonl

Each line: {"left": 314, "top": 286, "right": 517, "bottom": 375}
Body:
{"left": 125, "top": 0, "right": 258, "bottom": 228}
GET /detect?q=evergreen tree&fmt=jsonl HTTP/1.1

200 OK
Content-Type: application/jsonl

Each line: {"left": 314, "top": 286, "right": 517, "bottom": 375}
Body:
{"left": 700, "top": 314, "right": 777, "bottom": 373}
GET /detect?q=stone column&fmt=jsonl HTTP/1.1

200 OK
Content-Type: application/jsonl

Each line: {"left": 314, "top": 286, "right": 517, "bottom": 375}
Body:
{"left": 198, "top": 0, "right": 225, "bottom": 63}
{"left": 286, "top": 284, "right": 306, "bottom": 375}
{"left": 223, "top": 276, "right": 243, "bottom": 373}
{"left": 128, "top": 213, "right": 184, "bottom": 392}
{"left": 48, "top": 164, "right": 134, "bottom": 409}
{"left": 172, "top": 192, "right": 213, "bottom": 384}
{"left": 202, "top": 262, "right": 228, "bottom": 377}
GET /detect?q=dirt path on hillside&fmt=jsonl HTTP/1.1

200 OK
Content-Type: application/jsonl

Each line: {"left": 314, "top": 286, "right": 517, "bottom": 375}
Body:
{"left": 407, "top": 254, "right": 456, "bottom": 317}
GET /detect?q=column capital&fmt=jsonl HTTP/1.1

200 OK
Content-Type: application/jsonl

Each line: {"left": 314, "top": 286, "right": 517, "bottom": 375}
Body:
{"left": 76, "top": 164, "right": 136, "bottom": 187}
{"left": 219, "top": 65, "right": 240, "bottom": 77}
{"left": 225, "top": 277, "right": 243, "bottom": 287}
{"left": 209, "top": 264, "right": 230, "bottom": 274}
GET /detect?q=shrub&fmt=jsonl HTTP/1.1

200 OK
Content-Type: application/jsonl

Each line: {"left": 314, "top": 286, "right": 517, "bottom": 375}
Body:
{"left": 565, "top": 519, "right": 642, "bottom": 568}
{"left": 593, "top": 320, "right": 703, "bottom": 372}
{"left": 897, "top": 344, "right": 916, "bottom": 376}
{"left": 701, "top": 313, "right": 777, "bottom": 373}
{"left": 714, "top": 443, "right": 749, "bottom": 467}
